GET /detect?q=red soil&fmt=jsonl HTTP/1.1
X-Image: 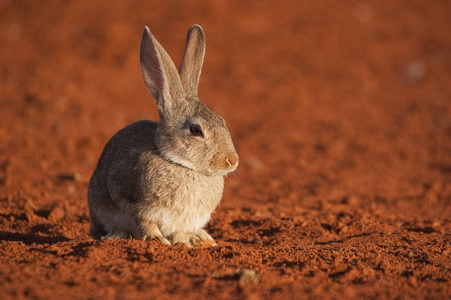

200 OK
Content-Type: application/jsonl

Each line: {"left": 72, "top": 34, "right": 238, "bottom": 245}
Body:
{"left": 0, "top": 1, "right": 450, "bottom": 299}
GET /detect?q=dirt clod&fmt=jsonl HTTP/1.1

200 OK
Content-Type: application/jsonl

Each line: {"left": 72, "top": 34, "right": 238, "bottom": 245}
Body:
{"left": 237, "top": 268, "right": 259, "bottom": 284}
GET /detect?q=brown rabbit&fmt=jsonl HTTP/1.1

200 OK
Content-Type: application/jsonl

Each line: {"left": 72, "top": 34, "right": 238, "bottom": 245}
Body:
{"left": 87, "top": 25, "right": 238, "bottom": 247}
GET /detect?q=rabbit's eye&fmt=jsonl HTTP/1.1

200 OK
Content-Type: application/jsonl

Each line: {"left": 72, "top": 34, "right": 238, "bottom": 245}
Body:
{"left": 189, "top": 124, "right": 204, "bottom": 137}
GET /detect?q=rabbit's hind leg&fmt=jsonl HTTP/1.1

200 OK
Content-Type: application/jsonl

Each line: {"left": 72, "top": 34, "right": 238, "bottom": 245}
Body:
{"left": 101, "top": 229, "right": 132, "bottom": 240}
{"left": 91, "top": 211, "right": 133, "bottom": 240}
{"left": 90, "top": 214, "right": 107, "bottom": 239}
{"left": 89, "top": 195, "right": 140, "bottom": 240}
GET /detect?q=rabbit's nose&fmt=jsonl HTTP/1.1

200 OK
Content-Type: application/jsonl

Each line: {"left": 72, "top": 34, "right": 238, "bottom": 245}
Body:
{"left": 226, "top": 152, "right": 239, "bottom": 168}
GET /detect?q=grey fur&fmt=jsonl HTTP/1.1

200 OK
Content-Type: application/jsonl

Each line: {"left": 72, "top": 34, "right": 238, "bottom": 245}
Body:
{"left": 88, "top": 25, "right": 238, "bottom": 247}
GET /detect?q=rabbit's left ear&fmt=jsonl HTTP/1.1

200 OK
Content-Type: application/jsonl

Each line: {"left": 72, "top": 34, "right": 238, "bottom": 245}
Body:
{"left": 179, "top": 24, "right": 206, "bottom": 99}
{"left": 140, "top": 26, "right": 185, "bottom": 117}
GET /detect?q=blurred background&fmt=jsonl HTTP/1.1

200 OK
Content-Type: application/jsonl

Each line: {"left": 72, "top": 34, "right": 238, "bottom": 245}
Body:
{"left": 0, "top": 0, "right": 450, "bottom": 222}
{"left": 1, "top": 1, "right": 450, "bottom": 298}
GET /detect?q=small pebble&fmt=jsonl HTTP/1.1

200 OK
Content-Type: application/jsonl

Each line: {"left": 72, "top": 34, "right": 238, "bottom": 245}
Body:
{"left": 237, "top": 268, "right": 259, "bottom": 284}
{"left": 403, "top": 61, "right": 426, "bottom": 83}
{"left": 49, "top": 206, "right": 65, "bottom": 222}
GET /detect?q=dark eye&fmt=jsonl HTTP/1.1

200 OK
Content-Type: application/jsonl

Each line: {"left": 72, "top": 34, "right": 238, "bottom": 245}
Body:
{"left": 189, "top": 124, "right": 204, "bottom": 137}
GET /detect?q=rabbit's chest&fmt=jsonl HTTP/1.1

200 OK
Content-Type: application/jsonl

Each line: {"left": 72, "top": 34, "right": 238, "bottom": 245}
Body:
{"left": 144, "top": 166, "right": 224, "bottom": 234}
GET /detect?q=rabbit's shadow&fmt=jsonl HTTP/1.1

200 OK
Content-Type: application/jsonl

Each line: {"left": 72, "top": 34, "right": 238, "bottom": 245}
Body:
{"left": 0, "top": 230, "right": 70, "bottom": 245}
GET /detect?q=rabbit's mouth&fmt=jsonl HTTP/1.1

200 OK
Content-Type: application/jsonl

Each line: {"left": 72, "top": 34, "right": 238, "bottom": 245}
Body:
{"left": 207, "top": 152, "right": 239, "bottom": 176}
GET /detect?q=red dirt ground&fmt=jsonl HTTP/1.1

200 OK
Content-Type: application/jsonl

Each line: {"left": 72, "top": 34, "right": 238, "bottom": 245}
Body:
{"left": 1, "top": 1, "right": 450, "bottom": 299}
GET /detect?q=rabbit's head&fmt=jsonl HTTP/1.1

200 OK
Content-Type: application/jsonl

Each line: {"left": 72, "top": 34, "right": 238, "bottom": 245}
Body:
{"left": 140, "top": 25, "right": 238, "bottom": 177}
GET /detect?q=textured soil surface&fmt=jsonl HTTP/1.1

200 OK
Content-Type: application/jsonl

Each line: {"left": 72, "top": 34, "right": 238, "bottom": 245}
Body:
{"left": 1, "top": 1, "right": 450, "bottom": 299}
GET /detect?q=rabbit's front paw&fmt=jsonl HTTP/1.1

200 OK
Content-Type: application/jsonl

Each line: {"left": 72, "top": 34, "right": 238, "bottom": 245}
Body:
{"left": 144, "top": 234, "right": 171, "bottom": 245}
{"left": 171, "top": 230, "right": 217, "bottom": 248}
{"left": 196, "top": 229, "right": 218, "bottom": 247}
{"left": 142, "top": 223, "right": 171, "bottom": 245}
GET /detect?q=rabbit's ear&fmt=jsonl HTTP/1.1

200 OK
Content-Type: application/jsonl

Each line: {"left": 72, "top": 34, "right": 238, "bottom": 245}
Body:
{"left": 179, "top": 24, "right": 206, "bottom": 99}
{"left": 140, "top": 26, "right": 185, "bottom": 116}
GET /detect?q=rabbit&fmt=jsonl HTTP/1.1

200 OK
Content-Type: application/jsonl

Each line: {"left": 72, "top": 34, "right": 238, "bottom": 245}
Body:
{"left": 87, "top": 24, "right": 239, "bottom": 248}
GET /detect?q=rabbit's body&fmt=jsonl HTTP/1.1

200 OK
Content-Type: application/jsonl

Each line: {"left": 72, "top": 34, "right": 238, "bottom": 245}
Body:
{"left": 88, "top": 25, "right": 238, "bottom": 247}
{"left": 89, "top": 120, "right": 224, "bottom": 240}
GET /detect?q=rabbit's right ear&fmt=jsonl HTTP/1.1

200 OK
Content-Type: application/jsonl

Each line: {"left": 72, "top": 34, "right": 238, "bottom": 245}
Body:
{"left": 179, "top": 25, "right": 206, "bottom": 99}
{"left": 140, "top": 26, "right": 185, "bottom": 117}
